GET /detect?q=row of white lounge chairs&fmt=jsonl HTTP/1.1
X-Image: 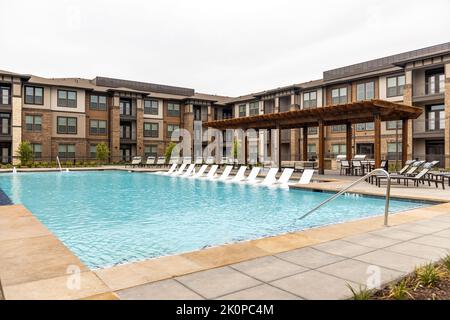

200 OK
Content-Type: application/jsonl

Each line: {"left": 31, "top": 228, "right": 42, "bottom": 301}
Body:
{"left": 154, "top": 164, "right": 314, "bottom": 187}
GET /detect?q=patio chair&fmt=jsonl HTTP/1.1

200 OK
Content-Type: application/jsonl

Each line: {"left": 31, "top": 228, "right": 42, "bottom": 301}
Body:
{"left": 230, "top": 166, "right": 248, "bottom": 183}
{"left": 205, "top": 165, "right": 219, "bottom": 179}
{"left": 340, "top": 160, "right": 351, "bottom": 175}
{"left": 156, "top": 156, "right": 166, "bottom": 167}
{"left": 160, "top": 163, "right": 177, "bottom": 175}
{"left": 297, "top": 169, "right": 314, "bottom": 185}
{"left": 241, "top": 167, "right": 261, "bottom": 184}
{"left": 128, "top": 156, "right": 142, "bottom": 168}
{"left": 180, "top": 164, "right": 196, "bottom": 177}
{"left": 191, "top": 165, "right": 208, "bottom": 178}
{"left": 172, "top": 163, "right": 187, "bottom": 176}
{"left": 215, "top": 165, "right": 233, "bottom": 181}
{"left": 145, "top": 156, "right": 156, "bottom": 167}
{"left": 259, "top": 168, "right": 279, "bottom": 186}
{"left": 351, "top": 160, "right": 363, "bottom": 176}
{"left": 387, "top": 167, "right": 434, "bottom": 188}
{"left": 274, "top": 168, "right": 294, "bottom": 186}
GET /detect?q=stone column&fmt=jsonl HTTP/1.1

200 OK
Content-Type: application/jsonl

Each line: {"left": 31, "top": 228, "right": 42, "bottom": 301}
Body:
{"left": 290, "top": 94, "right": 300, "bottom": 160}
{"left": 403, "top": 70, "right": 414, "bottom": 160}
{"left": 110, "top": 95, "right": 121, "bottom": 162}
{"left": 136, "top": 97, "right": 144, "bottom": 157}
{"left": 11, "top": 79, "right": 22, "bottom": 165}
{"left": 183, "top": 103, "right": 194, "bottom": 160}
{"left": 445, "top": 63, "right": 450, "bottom": 167}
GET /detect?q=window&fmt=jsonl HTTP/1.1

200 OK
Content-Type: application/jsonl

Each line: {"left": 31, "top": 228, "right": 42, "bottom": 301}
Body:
{"left": 356, "top": 81, "right": 375, "bottom": 101}
{"left": 25, "top": 86, "right": 43, "bottom": 105}
{"left": 167, "top": 102, "right": 180, "bottom": 117}
{"left": 239, "top": 104, "right": 246, "bottom": 117}
{"left": 57, "top": 90, "right": 77, "bottom": 107}
{"left": 0, "top": 113, "right": 10, "bottom": 135}
{"left": 0, "top": 86, "right": 10, "bottom": 105}
{"left": 144, "top": 145, "right": 158, "bottom": 157}
{"left": 25, "top": 115, "right": 42, "bottom": 131}
{"left": 386, "top": 75, "right": 405, "bottom": 97}
{"left": 58, "top": 144, "right": 75, "bottom": 159}
{"left": 120, "top": 99, "right": 132, "bottom": 116}
{"left": 90, "top": 95, "right": 107, "bottom": 110}
{"left": 331, "top": 124, "right": 346, "bottom": 132}
{"left": 194, "top": 106, "right": 201, "bottom": 121}
{"left": 308, "top": 127, "right": 318, "bottom": 135}
{"left": 249, "top": 102, "right": 259, "bottom": 116}
{"left": 426, "top": 69, "right": 445, "bottom": 95}
{"left": 90, "top": 120, "right": 107, "bottom": 135}
{"left": 120, "top": 123, "right": 132, "bottom": 139}
{"left": 307, "top": 144, "right": 316, "bottom": 159}
{"left": 426, "top": 105, "right": 445, "bottom": 131}
{"left": 90, "top": 144, "right": 97, "bottom": 159}
{"left": 386, "top": 120, "right": 402, "bottom": 130}
{"left": 57, "top": 117, "right": 77, "bottom": 134}
{"left": 303, "top": 91, "right": 317, "bottom": 109}
{"left": 387, "top": 142, "right": 402, "bottom": 160}
{"left": 356, "top": 122, "right": 374, "bottom": 131}
{"left": 167, "top": 124, "right": 179, "bottom": 138}
{"left": 144, "top": 100, "right": 159, "bottom": 115}
{"left": 331, "top": 144, "right": 346, "bottom": 156}
{"left": 31, "top": 143, "right": 42, "bottom": 159}
{"left": 144, "top": 123, "right": 159, "bottom": 138}
{"left": 331, "top": 87, "right": 347, "bottom": 104}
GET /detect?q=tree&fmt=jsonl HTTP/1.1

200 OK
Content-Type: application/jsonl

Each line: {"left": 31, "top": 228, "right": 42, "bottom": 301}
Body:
{"left": 17, "top": 141, "right": 34, "bottom": 166}
{"left": 96, "top": 142, "right": 110, "bottom": 163}
{"left": 164, "top": 142, "right": 177, "bottom": 163}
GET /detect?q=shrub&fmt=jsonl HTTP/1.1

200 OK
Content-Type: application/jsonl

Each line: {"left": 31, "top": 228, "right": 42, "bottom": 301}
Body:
{"left": 16, "top": 141, "right": 34, "bottom": 166}
{"left": 164, "top": 142, "right": 177, "bottom": 163}
{"left": 347, "top": 284, "right": 371, "bottom": 300}
{"left": 442, "top": 254, "right": 450, "bottom": 271}
{"left": 96, "top": 143, "right": 110, "bottom": 163}
{"left": 416, "top": 263, "right": 445, "bottom": 287}
{"left": 388, "top": 280, "right": 412, "bottom": 300}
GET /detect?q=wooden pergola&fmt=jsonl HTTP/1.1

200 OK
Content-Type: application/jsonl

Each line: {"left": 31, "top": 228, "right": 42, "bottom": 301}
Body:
{"left": 205, "top": 99, "right": 422, "bottom": 174}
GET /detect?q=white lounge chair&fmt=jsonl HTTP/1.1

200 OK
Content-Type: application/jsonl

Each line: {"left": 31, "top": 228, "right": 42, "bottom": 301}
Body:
{"left": 172, "top": 163, "right": 187, "bottom": 176}
{"left": 296, "top": 169, "right": 314, "bottom": 185}
{"left": 275, "top": 168, "right": 294, "bottom": 186}
{"left": 216, "top": 165, "right": 233, "bottom": 181}
{"left": 156, "top": 156, "right": 166, "bottom": 167}
{"left": 160, "top": 163, "right": 177, "bottom": 175}
{"left": 242, "top": 167, "right": 261, "bottom": 184}
{"left": 191, "top": 165, "right": 208, "bottom": 178}
{"left": 204, "top": 165, "right": 219, "bottom": 179}
{"left": 181, "top": 164, "right": 196, "bottom": 177}
{"left": 259, "top": 168, "right": 279, "bottom": 186}
{"left": 229, "top": 166, "right": 247, "bottom": 182}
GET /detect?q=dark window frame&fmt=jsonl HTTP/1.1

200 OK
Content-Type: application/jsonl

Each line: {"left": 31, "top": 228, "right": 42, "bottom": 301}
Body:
{"left": 167, "top": 102, "right": 180, "bottom": 117}
{"left": 90, "top": 94, "right": 107, "bottom": 111}
{"left": 331, "top": 87, "right": 348, "bottom": 104}
{"left": 25, "top": 114, "right": 42, "bottom": 132}
{"left": 167, "top": 124, "right": 179, "bottom": 138}
{"left": 249, "top": 101, "right": 259, "bottom": 116}
{"left": 144, "top": 122, "right": 159, "bottom": 138}
{"left": 386, "top": 120, "right": 403, "bottom": 130}
{"left": 31, "top": 143, "right": 42, "bottom": 159}
{"left": 386, "top": 75, "right": 405, "bottom": 97}
{"left": 303, "top": 91, "right": 317, "bottom": 109}
{"left": 57, "top": 116, "right": 77, "bottom": 134}
{"left": 356, "top": 81, "right": 375, "bottom": 101}
{"left": 144, "top": 99, "right": 159, "bottom": 115}
{"left": 89, "top": 119, "right": 107, "bottom": 135}
{"left": 57, "top": 89, "right": 77, "bottom": 108}
{"left": 144, "top": 144, "right": 158, "bottom": 157}
{"left": 0, "top": 86, "right": 11, "bottom": 105}
{"left": 24, "top": 86, "right": 44, "bottom": 105}
{"left": 58, "top": 144, "right": 76, "bottom": 159}
{"left": 239, "top": 104, "right": 246, "bottom": 117}
{"left": 0, "top": 113, "right": 11, "bottom": 135}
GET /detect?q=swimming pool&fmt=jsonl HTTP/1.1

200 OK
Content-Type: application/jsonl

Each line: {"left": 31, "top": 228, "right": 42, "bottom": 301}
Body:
{"left": 0, "top": 171, "right": 430, "bottom": 269}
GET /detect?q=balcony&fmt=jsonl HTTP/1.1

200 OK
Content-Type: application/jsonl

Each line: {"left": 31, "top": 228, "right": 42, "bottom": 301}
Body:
{"left": 413, "top": 118, "right": 445, "bottom": 138}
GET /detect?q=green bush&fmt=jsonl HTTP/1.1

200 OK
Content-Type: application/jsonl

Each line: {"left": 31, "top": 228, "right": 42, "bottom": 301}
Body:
{"left": 164, "top": 142, "right": 177, "bottom": 163}
{"left": 96, "top": 143, "right": 110, "bottom": 163}
{"left": 16, "top": 141, "right": 34, "bottom": 166}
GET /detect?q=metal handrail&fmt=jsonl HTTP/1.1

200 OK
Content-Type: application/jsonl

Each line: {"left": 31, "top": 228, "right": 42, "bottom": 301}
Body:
{"left": 298, "top": 169, "right": 392, "bottom": 226}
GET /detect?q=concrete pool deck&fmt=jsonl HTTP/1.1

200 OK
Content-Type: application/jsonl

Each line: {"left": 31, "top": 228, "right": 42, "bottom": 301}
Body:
{"left": 0, "top": 172, "right": 449, "bottom": 299}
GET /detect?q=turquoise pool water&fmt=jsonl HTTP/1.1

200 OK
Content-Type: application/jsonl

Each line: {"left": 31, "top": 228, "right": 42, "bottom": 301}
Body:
{"left": 0, "top": 171, "right": 430, "bottom": 269}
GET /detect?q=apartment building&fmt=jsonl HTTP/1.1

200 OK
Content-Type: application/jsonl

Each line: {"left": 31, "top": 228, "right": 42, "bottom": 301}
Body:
{"left": 0, "top": 42, "right": 449, "bottom": 166}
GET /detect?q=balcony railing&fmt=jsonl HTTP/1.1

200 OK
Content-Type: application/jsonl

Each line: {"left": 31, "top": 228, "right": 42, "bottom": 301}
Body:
{"left": 413, "top": 118, "right": 445, "bottom": 134}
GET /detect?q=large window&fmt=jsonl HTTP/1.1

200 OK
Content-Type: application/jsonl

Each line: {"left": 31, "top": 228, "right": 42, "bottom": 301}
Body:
{"left": 387, "top": 142, "right": 402, "bottom": 160}
{"left": 90, "top": 120, "right": 107, "bottom": 135}
{"left": 144, "top": 100, "right": 159, "bottom": 115}
{"left": 57, "top": 90, "right": 77, "bottom": 107}
{"left": 120, "top": 99, "right": 132, "bottom": 116}
{"left": 90, "top": 95, "right": 107, "bottom": 111}
{"left": 144, "top": 145, "right": 158, "bottom": 157}
{"left": 303, "top": 91, "right": 317, "bottom": 109}
{"left": 239, "top": 104, "right": 246, "bottom": 117}
{"left": 167, "top": 102, "right": 180, "bottom": 117}
{"left": 90, "top": 144, "right": 97, "bottom": 159}
{"left": 331, "top": 124, "right": 346, "bottom": 133}
{"left": 31, "top": 143, "right": 42, "bottom": 159}
{"left": 331, "top": 144, "right": 346, "bottom": 156}
{"left": 144, "top": 123, "right": 159, "bottom": 138}
{"left": 386, "top": 75, "right": 405, "bottom": 97}
{"left": 0, "top": 113, "right": 10, "bottom": 135}
{"left": 331, "top": 87, "right": 347, "bottom": 104}
{"left": 57, "top": 117, "right": 77, "bottom": 134}
{"left": 386, "top": 120, "right": 402, "bottom": 130}
{"left": 25, "top": 115, "right": 42, "bottom": 131}
{"left": 120, "top": 123, "right": 132, "bottom": 139}
{"left": 25, "top": 86, "right": 43, "bottom": 105}
{"left": 426, "top": 69, "right": 445, "bottom": 95}
{"left": 249, "top": 102, "right": 259, "bottom": 116}
{"left": 356, "top": 122, "right": 374, "bottom": 131}
{"left": 356, "top": 81, "right": 375, "bottom": 101}
{"left": 426, "top": 105, "right": 445, "bottom": 131}
{"left": 0, "top": 86, "right": 10, "bottom": 105}
{"left": 167, "top": 124, "right": 179, "bottom": 138}
{"left": 58, "top": 144, "right": 75, "bottom": 159}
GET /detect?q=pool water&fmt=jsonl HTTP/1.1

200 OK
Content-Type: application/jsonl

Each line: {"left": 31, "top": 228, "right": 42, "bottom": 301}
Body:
{"left": 0, "top": 171, "right": 430, "bottom": 269}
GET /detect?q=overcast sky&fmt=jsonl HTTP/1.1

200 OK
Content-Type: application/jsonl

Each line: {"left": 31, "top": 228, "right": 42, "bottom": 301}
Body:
{"left": 1, "top": 0, "right": 449, "bottom": 96}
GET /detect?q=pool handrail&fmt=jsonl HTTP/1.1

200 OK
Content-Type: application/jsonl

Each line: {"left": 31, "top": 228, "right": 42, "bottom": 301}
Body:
{"left": 298, "top": 168, "right": 391, "bottom": 226}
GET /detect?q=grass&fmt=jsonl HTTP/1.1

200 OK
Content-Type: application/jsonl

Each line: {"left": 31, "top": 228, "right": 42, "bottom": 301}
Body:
{"left": 388, "top": 279, "right": 412, "bottom": 300}
{"left": 347, "top": 284, "right": 372, "bottom": 300}
{"left": 415, "top": 263, "right": 445, "bottom": 288}
{"left": 443, "top": 255, "right": 450, "bottom": 271}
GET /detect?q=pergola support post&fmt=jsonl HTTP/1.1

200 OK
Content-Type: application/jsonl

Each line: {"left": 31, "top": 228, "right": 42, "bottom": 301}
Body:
{"left": 346, "top": 122, "right": 352, "bottom": 160}
{"left": 374, "top": 113, "right": 381, "bottom": 168}
{"left": 244, "top": 132, "right": 248, "bottom": 166}
{"left": 318, "top": 120, "right": 324, "bottom": 175}
{"left": 302, "top": 127, "right": 308, "bottom": 161}
{"left": 402, "top": 118, "right": 408, "bottom": 166}
{"left": 277, "top": 123, "right": 282, "bottom": 170}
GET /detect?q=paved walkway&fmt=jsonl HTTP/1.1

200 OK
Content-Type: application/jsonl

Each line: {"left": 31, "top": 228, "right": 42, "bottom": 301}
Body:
{"left": 116, "top": 213, "right": 450, "bottom": 300}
